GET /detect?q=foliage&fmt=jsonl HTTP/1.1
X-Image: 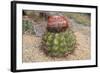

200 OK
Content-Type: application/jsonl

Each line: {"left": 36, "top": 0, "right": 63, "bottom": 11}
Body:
{"left": 22, "top": 20, "right": 35, "bottom": 34}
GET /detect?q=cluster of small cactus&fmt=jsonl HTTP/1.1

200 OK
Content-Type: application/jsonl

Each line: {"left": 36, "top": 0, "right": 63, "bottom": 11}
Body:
{"left": 22, "top": 20, "right": 35, "bottom": 34}
{"left": 42, "top": 29, "right": 76, "bottom": 57}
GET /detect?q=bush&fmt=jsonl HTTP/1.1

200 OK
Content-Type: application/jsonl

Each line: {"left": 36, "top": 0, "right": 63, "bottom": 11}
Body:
{"left": 42, "top": 29, "right": 76, "bottom": 57}
{"left": 22, "top": 20, "right": 35, "bottom": 34}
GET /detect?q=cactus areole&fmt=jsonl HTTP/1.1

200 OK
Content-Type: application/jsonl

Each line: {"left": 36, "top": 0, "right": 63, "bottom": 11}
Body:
{"left": 47, "top": 16, "right": 69, "bottom": 32}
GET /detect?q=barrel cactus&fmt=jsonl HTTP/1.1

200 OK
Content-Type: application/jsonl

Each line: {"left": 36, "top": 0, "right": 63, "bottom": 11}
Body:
{"left": 42, "top": 29, "right": 76, "bottom": 57}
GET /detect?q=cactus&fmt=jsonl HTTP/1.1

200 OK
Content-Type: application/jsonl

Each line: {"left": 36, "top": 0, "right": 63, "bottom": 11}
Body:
{"left": 22, "top": 20, "right": 35, "bottom": 34}
{"left": 42, "top": 29, "right": 76, "bottom": 57}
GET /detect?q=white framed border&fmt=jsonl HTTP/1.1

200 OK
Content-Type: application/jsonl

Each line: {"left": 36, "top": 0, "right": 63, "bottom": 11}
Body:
{"left": 11, "top": 1, "right": 97, "bottom": 72}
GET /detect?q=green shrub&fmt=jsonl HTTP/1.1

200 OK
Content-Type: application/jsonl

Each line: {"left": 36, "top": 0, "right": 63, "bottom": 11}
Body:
{"left": 42, "top": 29, "right": 76, "bottom": 57}
{"left": 22, "top": 20, "right": 35, "bottom": 34}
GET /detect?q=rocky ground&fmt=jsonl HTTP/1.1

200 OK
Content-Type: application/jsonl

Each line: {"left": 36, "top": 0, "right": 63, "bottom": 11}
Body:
{"left": 22, "top": 18, "right": 91, "bottom": 62}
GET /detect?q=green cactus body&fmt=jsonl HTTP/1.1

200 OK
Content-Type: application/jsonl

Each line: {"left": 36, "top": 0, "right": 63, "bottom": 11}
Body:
{"left": 42, "top": 29, "right": 76, "bottom": 57}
